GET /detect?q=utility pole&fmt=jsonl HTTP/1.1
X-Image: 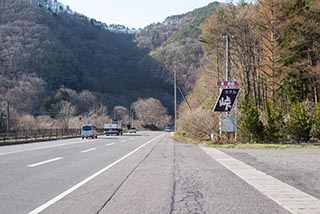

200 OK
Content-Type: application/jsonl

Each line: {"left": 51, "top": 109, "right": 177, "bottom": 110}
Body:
{"left": 131, "top": 111, "right": 134, "bottom": 128}
{"left": 174, "top": 70, "right": 177, "bottom": 132}
{"left": 7, "top": 101, "right": 9, "bottom": 135}
{"left": 223, "top": 35, "right": 237, "bottom": 81}
{"left": 224, "top": 35, "right": 231, "bottom": 82}
{"left": 223, "top": 35, "right": 236, "bottom": 140}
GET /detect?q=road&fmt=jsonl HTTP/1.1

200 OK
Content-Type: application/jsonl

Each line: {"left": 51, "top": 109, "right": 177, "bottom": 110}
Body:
{"left": 0, "top": 131, "right": 318, "bottom": 213}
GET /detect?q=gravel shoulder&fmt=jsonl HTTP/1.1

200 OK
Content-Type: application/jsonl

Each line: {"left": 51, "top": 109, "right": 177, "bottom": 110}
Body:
{"left": 220, "top": 148, "right": 320, "bottom": 199}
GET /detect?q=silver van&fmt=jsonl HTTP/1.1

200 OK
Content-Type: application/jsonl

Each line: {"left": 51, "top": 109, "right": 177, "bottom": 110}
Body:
{"left": 81, "top": 124, "right": 97, "bottom": 139}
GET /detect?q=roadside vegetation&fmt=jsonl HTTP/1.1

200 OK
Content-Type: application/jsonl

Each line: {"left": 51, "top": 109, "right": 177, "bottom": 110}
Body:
{"left": 177, "top": 0, "right": 320, "bottom": 145}
{"left": 1, "top": 87, "right": 172, "bottom": 132}
{"left": 0, "top": 0, "right": 173, "bottom": 132}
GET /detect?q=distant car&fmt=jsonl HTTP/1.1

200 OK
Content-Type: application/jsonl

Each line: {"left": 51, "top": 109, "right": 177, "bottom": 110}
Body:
{"left": 165, "top": 126, "right": 173, "bottom": 132}
{"left": 129, "top": 128, "right": 137, "bottom": 133}
{"left": 81, "top": 124, "right": 97, "bottom": 139}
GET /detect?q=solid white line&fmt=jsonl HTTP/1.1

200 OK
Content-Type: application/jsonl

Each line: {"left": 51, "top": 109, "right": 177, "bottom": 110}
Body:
{"left": 105, "top": 143, "right": 115, "bottom": 146}
{"left": 80, "top": 148, "right": 96, "bottom": 153}
{"left": 27, "top": 157, "right": 63, "bottom": 168}
{"left": 28, "top": 133, "right": 164, "bottom": 214}
{"left": 201, "top": 147, "right": 320, "bottom": 214}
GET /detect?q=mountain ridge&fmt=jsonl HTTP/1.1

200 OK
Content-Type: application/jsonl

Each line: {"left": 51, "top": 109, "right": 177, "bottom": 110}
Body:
{"left": 0, "top": 0, "right": 172, "bottom": 115}
{"left": 0, "top": 0, "right": 220, "bottom": 118}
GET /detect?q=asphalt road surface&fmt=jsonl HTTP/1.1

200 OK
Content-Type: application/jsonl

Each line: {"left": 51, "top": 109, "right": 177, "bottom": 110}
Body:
{"left": 0, "top": 131, "right": 317, "bottom": 213}
{"left": 221, "top": 148, "right": 320, "bottom": 200}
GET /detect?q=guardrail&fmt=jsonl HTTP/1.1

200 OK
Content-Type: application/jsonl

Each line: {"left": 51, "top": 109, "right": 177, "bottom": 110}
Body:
{"left": 0, "top": 129, "right": 80, "bottom": 144}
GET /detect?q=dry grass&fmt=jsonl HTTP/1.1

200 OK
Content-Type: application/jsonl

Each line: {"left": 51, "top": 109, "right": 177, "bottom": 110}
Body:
{"left": 174, "top": 132, "right": 320, "bottom": 149}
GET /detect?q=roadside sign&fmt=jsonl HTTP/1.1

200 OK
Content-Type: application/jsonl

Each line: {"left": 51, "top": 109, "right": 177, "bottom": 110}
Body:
{"left": 216, "top": 81, "right": 239, "bottom": 87}
{"left": 213, "top": 88, "right": 239, "bottom": 112}
{"left": 221, "top": 115, "right": 235, "bottom": 132}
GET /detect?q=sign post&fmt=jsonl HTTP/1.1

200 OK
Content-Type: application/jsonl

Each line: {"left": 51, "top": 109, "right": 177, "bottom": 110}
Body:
{"left": 213, "top": 85, "right": 239, "bottom": 141}
{"left": 213, "top": 88, "right": 239, "bottom": 112}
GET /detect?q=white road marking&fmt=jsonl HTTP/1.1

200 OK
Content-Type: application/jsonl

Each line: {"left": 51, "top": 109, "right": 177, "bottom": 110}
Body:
{"left": 105, "top": 143, "right": 115, "bottom": 146}
{"left": 27, "top": 157, "right": 63, "bottom": 168}
{"left": 120, "top": 140, "right": 126, "bottom": 143}
{"left": 201, "top": 147, "right": 320, "bottom": 214}
{"left": 0, "top": 140, "right": 99, "bottom": 156}
{"left": 28, "top": 133, "right": 165, "bottom": 214}
{"left": 129, "top": 137, "right": 134, "bottom": 140}
{"left": 80, "top": 148, "right": 96, "bottom": 153}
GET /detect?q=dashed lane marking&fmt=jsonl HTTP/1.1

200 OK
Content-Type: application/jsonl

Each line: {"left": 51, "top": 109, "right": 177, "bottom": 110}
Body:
{"left": 28, "top": 133, "right": 165, "bottom": 214}
{"left": 27, "top": 157, "right": 63, "bottom": 168}
{"left": 80, "top": 148, "right": 96, "bottom": 153}
{"left": 0, "top": 140, "right": 100, "bottom": 156}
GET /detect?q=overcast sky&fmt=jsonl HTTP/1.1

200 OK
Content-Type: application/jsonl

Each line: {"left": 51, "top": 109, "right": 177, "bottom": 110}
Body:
{"left": 58, "top": 0, "right": 227, "bottom": 29}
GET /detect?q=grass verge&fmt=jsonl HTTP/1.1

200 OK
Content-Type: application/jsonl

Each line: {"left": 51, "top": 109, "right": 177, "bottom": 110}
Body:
{"left": 174, "top": 132, "right": 320, "bottom": 149}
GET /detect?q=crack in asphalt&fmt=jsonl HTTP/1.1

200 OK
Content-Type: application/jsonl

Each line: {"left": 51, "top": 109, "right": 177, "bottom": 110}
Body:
{"left": 169, "top": 140, "right": 177, "bottom": 214}
{"left": 170, "top": 143, "right": 205, "bottom": 214}
{"left": 96, "top": 135, "right": 166, "bottom": 214}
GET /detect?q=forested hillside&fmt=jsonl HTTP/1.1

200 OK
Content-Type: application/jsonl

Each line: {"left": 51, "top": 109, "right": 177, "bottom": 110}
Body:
{"left": 0, "top": 0, "right": 172, "bottom": 117}
{"left": 136, "top": 2, "right": 220, "bottom": 93}
{"left": 178, "top": 0, "right": 320, "bottom": 143}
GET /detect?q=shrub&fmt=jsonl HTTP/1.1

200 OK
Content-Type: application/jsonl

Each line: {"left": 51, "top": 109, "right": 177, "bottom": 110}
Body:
{"left": 263, "top": 102, "right": 285, "bottom": 143}
{"left": 313, "top": 104, "right": 320, "bottom": 140}
{"left": 286, "top": 102, "right": 313, "bottom": 143}
{"left": 177, "top": 109, "right": 219, "bottom": 141}
{"left": 238, "top": 98, "right": 265, "bottom": 143}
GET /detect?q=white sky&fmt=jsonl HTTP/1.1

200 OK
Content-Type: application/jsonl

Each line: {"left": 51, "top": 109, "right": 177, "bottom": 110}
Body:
{"left": 58, "top": 0, "right": 227, "bottom": 29}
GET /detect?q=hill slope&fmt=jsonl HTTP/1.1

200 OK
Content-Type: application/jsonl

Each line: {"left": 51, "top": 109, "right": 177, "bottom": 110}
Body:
{"left": 136, "top": 2, "right": 221, "bottom": 92}
{"left": 0, "top": 0, "right": 172, "bottom": 114}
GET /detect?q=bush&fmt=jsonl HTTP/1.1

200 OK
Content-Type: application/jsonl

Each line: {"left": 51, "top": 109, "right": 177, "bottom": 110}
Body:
{"left": 238, "top": 98, "right": 265, "bottom": 143}
{"left": 312, "top": 104, "right": 320, "bottom": 140}
{"left": 263, "top": 103, "right": 285, "bottom": 143}
{"left": 177, "top": 109, "right": 219, "bottom": 141}
{"left": 286, "top": 102, "right": 313, "bottom": 143}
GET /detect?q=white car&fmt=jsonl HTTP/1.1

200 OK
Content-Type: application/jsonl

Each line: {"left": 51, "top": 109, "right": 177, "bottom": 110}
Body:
{"left": 165, "top": 126, "right": 173, "bottom": 132}
{"left": 81, "top": 124, "right": 97, "bottom": 139}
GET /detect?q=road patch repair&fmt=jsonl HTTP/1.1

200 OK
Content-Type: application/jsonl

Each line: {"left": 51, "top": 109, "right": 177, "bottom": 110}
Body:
{"left": 201, "top": 147, "right": 320, "bottom": 214}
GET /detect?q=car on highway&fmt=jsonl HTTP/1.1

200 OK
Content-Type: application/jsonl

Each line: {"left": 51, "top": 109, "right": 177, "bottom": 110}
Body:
{"left": 81, "top": 124, "right": 98, "bottom": 139}
{"left": 129, "top": 128, "right": 137, "bottom": 133}
{"left": 165, "top": 126, "right": 173, "bottom": 132}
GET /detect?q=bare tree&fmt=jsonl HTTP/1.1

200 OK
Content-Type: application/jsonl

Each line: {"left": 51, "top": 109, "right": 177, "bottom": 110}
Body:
{"left": 132, "top": 98, "right": 171, "bottom": 129}
{"left": 84, "top": 102, "right": 109, "bottom": 128}
{"left": 112, "top": 106, "right": 129, "bottom": 124}
{"left": 58, "top": 101, "right": 77, "bottom": 129}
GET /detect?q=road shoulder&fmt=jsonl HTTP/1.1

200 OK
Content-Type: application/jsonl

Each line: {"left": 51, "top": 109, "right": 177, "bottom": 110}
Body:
{"left": 202, "top": 147, "right": 320, "bottom": 214}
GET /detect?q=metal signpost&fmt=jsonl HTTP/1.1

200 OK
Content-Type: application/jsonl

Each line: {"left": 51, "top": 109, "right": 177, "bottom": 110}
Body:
{"left": 213, "top": 35, "right": 240, "bottom": 141}
{"left": 213, "top": 86, "right": 239, "bottom": 140}
{"left": 213, "top": 88, "right": 239, "bottom": 112}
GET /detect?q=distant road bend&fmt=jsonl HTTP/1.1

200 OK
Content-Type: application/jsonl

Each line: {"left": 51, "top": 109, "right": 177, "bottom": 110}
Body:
{"left": 0, "top": 131, "right": 319, "bottom": 214}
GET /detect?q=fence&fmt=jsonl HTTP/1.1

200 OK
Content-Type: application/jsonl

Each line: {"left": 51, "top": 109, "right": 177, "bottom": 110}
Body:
{"left": 0, "top": 129, "right": 80, "bottom": 144}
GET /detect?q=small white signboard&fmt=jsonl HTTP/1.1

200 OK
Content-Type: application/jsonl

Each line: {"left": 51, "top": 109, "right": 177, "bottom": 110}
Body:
{"left": 221, "top": 114, "right": 235, "bottom": 132}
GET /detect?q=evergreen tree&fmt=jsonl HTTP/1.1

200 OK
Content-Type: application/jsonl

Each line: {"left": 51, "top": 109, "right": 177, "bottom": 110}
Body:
{"left": 313, "top": 104, "right": 320, "bottom": 139}
{"left": 286, "top": 102, "right": 313, "bottom": 143}
{"left": 264, "top": 102, "right": 284, "bottom": 143}
{"left": 238, "top": 98, "right": 265, "bottom": 143}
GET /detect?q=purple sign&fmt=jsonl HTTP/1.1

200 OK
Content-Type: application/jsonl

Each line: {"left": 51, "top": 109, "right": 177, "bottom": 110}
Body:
{"left": 216, "top": 81, "right": 239, "bottom": 87}
{"left": 213, "top": 88, "right": 239, "bottom": 112}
